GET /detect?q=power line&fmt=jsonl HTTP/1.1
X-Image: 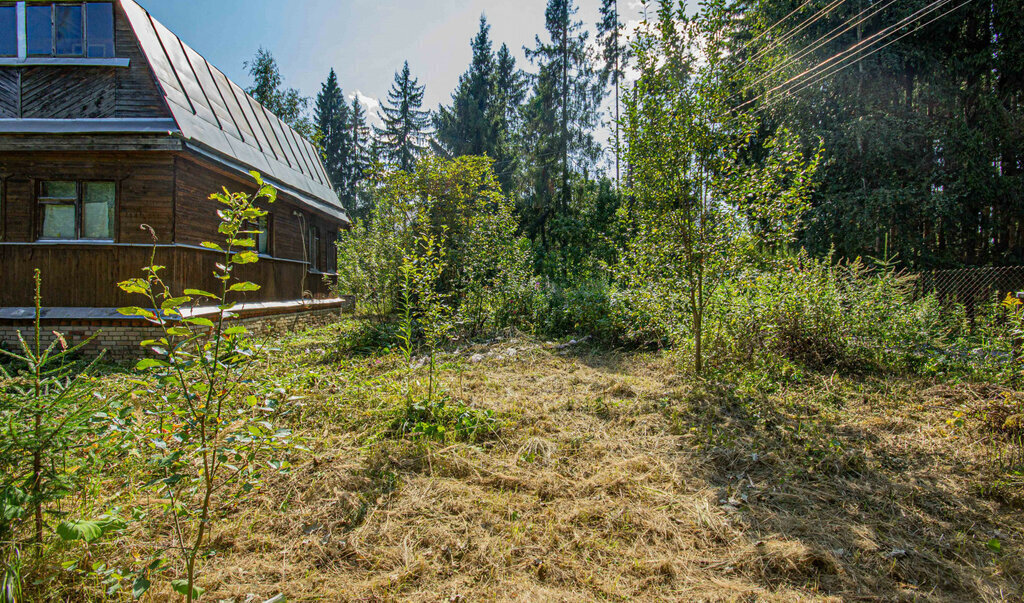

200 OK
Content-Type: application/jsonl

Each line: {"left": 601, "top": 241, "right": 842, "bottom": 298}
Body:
{"left": 745, "top": 0, "right": 849, "bottom": 67}
{"left": 725, "top": 0, "right": 960, "bottom": 117}
{"left": 738, "top": 0, "right": 817, "bottom": 53}
{"left": 743, "top": 0, "right": 901, "bottom": 93}
{"left": 751, "top": 0, "right": 973, "bottom": 118}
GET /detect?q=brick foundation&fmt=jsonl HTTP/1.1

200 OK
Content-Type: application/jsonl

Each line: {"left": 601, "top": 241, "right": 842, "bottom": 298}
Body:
{"left": 0, "top": 299, "right": 353, "bottom": 363}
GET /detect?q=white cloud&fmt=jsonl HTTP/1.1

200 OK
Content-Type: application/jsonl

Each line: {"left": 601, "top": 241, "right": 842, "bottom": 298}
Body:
{"left": 348, "top": 90, "right": 384, "bottom": 126}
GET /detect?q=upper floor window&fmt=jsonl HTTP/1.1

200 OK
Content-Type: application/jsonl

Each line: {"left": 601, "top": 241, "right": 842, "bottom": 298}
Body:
{"left": 27, "top": 2, "right": 114, "bottom": 58}
{"left": 0, "top": 5, "right": 16, "bottom": 57}
{"left": 38, "top": 180, "right": 115, "bottom": 241}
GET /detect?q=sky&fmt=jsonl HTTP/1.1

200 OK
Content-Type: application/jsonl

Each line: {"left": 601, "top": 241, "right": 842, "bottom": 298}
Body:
{"left": 138, "top": 0, "right": 651, "bottom": 131}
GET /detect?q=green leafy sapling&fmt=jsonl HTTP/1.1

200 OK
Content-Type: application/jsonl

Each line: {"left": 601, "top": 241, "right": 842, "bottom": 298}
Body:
{"left": 118, "top": 173, "right": 301, "bottom": 602}
{"left": 412, "top": 231, "right": 454, "bottom": 403}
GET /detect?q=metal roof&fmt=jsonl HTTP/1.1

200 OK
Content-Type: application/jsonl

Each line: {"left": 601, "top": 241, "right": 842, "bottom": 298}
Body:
{"left": 119, "top": 0, "right": 348, "bottom": 224}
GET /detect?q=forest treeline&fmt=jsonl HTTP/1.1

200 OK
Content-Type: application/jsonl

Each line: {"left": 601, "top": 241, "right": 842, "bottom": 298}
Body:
{"left": 248, "top": 0, "right": 1022, "bottom": 271}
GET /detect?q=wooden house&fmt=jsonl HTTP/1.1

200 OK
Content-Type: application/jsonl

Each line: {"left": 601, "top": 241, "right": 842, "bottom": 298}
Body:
{"left": 0, "top": 0, "right": 349, "bottom": 319}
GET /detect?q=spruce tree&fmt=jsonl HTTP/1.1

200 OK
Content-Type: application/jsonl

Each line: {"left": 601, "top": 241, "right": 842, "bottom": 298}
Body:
{"left": 434, "top": 16, "right": 496, "bottom": 158}
{"left": 490, "top": 43, "right": 528, "bottom": 196}
{"left": 524, "top": 0, "right": 602, "bottom": 267}
{"left": 375, "top": 62, "right": 431, "bottom": 172}
{"left": 346, "top": 97, "right": 373, "bottom": 220}
{"left": 314, "top": 69, "right": 350, "bottom": 192}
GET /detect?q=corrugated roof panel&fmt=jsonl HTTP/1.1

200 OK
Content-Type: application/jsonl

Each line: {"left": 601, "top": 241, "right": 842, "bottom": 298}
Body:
{"left": 150, "top": 17, "right": 219, "bottom": 128}
{"left": 227, "top": 80, "right": 273, "bottom": 155}
{"left": 120, "top": 0, "right": 191, "bottom": 112}
{"left": 264, "top": 107, "right": 300, "bottom": 170}
{"left": 285, "top": 124, "right": 315, "bottom": 179}
{"left": 304, "top": 139, "right": 328, "bottom": 186}
{"left": 209, "top": 65, "right": 259, "bottom": 148}
{"left": 245, "top": 94, "right": 286, "bottom": 163}
{"left": 308, "top": 139, "right": 331, "bottom": 185}
{"left": 298, "top": 137, "right": 323, "bottom": 185}
{"left": 181, "top": 43, "right": 241, "bottom": 141}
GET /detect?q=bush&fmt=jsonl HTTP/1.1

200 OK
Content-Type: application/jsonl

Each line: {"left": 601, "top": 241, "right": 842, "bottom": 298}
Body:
{"left": 713, "top": 254, "right": 946, "bottom": 371}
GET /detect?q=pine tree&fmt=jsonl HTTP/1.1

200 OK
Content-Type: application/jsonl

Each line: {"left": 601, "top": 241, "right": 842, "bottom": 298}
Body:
{"left": 375, "top": 62, "right": 431, "bottom": 172}
{"left": 315, "top": 69, "right": 351, "bottom": 193}
{"left": 434, "top": 16, "right": 496, "bottom": 158}
{"left": 523, "top": 0, "right": 602, "bottom": 267}
{"left": 245, "top": 48, "right": 315, "bottom": 139}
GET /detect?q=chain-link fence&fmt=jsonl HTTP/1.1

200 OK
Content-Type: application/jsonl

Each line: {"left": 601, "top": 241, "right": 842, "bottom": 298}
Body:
{"left": 915, "top": 266, "right": 1024, "bottom": 315}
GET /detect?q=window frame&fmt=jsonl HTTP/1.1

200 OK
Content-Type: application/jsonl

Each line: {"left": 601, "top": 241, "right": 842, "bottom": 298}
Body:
{"left": 308, "top": 224, "right": 320, "bottom": 273}
{"left": 245, "top": 214, "right": 272, "bottom": 257}
{"left": 327, "top": 230, "right": 338, "bottom": 274}
{"left": 36, "top": 179, "right": 117, "bottom": 242}
{"left": 25, "top": 1, "right": 114, "bottom": 59}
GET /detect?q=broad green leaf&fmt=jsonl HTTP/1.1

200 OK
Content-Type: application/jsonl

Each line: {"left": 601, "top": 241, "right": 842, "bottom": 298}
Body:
{"left": 132, "top": 577, "right": 151, "bottom": 599}
{"left": 135, "top": 359, "right": 167, "bottom": 371}
{"left": 184, "top": 289, "right": 219, "bottom": 299}
{"left": 229, "top": 282, "right": 261, "bottom": 293}
{"left": 231, "top": 251, "right": 259, "bottom": 265}
{"left": 200, "top": 242, "right": 224, "bottom": 251}
{"left": 161, "top": 297, "right": 191, "bottom": 311}
{"left": 118, "top": 307, "right": 157, "bottom": 320}
{"left": 183, "top": 317, "right": 216, "bottom": 328}
{"left": 171, "top": 580, "right": 205, "bottom": 599}
{"left": 56, "top": 519, "right": 124, "bottom": 543}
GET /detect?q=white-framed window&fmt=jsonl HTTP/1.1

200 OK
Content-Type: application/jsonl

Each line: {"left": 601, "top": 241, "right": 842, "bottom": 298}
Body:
{"left": 18, "top": 1, "right": 114, "bottom": 59}
{"left": 37, "top": 180, "right": 115, "bottom": 241}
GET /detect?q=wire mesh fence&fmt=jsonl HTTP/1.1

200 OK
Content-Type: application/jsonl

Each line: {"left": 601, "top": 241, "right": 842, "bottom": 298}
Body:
{"left": 915, "top": 265, "right": 1024, "bottom": 315}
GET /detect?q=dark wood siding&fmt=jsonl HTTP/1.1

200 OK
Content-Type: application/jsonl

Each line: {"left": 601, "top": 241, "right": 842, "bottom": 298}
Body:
{"left": 2, "top": 178, "right": 34, "bottom": 242}
{"left": 0, "top": 69, "right": 18, "bottom": 118}
{"left": 21, "top": 67, "right": 117, "bottom": 119}
{"left": 173, "top": 154, "right": 346, "bottom": 265}
{"left": 0, "top": 151, "right": 176, "bottom": 243}
{"left": 113, "top": 1, "right": 169, "bottom": 118}
{"left": 2, "top": 3, "right": 169, "bottom": 120}
{"left": 0, "top": 244, "right": 334, "bottom": 307}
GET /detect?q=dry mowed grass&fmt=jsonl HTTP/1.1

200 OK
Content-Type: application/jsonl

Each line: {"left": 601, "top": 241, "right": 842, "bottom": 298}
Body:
{"left": 107, "top": 324, "right": 1024, "bottom": 602}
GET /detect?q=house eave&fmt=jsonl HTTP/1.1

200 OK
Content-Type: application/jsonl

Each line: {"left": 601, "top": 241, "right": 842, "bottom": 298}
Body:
{"left": 181, "top": 139, "right": 351, "bottom": 226}
{"left": 0, "top": 118, "right": 180, "bottom": 134}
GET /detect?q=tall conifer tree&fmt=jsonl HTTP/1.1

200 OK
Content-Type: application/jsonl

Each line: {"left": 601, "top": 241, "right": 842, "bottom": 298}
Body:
{"left": 434, "top": 16, "right": 496, "bottom": 158}
{"left": 523, "top": 0, "right": 602, "bottom": 262}
{"left": 491, "top": 43, "right": 528, "bottom": 196}
{"left": 315, "top": 69, "right": 350, "bottom": 192}
{"left": 375, "top": 62, "right": 431, "bottom": 172}
{"left": 597, "top": 0, "right": 629, "bottom": 188}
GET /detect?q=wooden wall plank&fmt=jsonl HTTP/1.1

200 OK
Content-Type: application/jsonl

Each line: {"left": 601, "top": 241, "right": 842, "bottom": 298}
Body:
{"left": 114, "top": 1, "right": 170, "bottom": 118}
{"left": 21, "top": 67, "right": 116, "bottom": 119}
{"left": 0, "top": 69, "right": 18, "bottom": 118}
{"left": 0, "top": 151, "right": 176, "bottom": 243}
{"left": 0, "top": 245, "right": 334, "bottom": 307}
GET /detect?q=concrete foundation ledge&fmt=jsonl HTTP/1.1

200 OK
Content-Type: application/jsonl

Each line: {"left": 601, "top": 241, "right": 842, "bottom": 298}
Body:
{"left": 0, "top": 297, "right": 355, "bottom": 362}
